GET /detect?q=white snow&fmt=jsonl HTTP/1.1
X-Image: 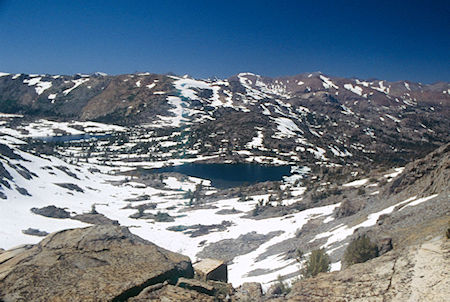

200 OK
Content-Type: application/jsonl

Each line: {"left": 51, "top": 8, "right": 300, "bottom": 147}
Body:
{"left": 23, "top": 77, "right": 42, "bottom": 86}
{"left": 340, "top": 105, "right": 355, "bottom": 115}
{"left": 342, "top": 178, "right": 368, "bottom": 187}
{"left": 315, "top": 196, "right": 418, "bottom": 248}
{"left": 272, "top": 117, "right": 302, "bottom": 139}
{"left": 307, "top": 147, "right": 328, "bottom": 161}
{"left": 63, "top": 78, "right": 90, "bottom": 95}
{"left": 48, "top": 94, "right": 57, "bottom": 101}
{"left": 226, "top": 203, "right": 340, "bottom": 287}
{"left": 246, "top": 130, "right": 264, "bottom": 149}
{"left": 383, "top": 167, "right": 404, "bottom": 180}
{"left": 0, "top": 119, "right": 125, "bottom": 138}
{"left": 23, "top": 77, "right": 53, "bottom": 95}
{"left": 174, "top": 77, "right": 212, "bottom": 100}
{"left": 355, "top": 79, "right": 370, "bottom": 87}
{"left": 385, "top": 114, "right": 400, "bottom": 123}
{"left": 260, "top": 104, "right": 271, "bottom": 115}
{"left": 400, "top": 194, "right": 438, "bottom": 210}
{"left": 344, "top": 84, "right": 363, "bottom": 96}
{"left": 135, "top": 80, "right": 141, "bottom": 87}
{"left": 364, "top": 127, "right": 376, "bottom": 138}
{"left": 330, "top": 261, "right": 341, "bottom": 271}
{"left": 371, "top": 81, "right": 390, "bottom": 94}
{"left": 154, "top": 96, "right": 188, "bottom": 128}
{"left": 329, "top": 145, "right": 352, "bottom": 157}
{"left": 320, "top": 75, "right": 338, "bottom": 89}
{"left": 0, "top": 113, "right": 23, "bottom": 118}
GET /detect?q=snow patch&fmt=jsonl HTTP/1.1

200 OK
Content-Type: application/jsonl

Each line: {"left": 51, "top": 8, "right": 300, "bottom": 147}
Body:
{"left": 63, "top": 78, "right": 89, "bottom": 95}
{"left": 320, "top": 75, "right": 338, "bottom": 89}
{"left": 272, "top": 117, "right": 302, "bottom": 139}
{"left": 23, "top": 77, "right": 53, "bottom": 95}
{"left": 344, "top": 84, "right": 363, "bottom": 96}
{"left": 342, "top": 178, "right": 368, "bottom": 187}
{"left": 246, "top": 130, "right": 264, "bottom": 149}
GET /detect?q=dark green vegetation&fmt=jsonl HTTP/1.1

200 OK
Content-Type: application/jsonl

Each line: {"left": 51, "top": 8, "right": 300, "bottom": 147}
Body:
{"left": 343, "top": 235, "right": 379, "bottom": 267}
{"left": 300, "top": 248, "right": 331, "bottom": 278}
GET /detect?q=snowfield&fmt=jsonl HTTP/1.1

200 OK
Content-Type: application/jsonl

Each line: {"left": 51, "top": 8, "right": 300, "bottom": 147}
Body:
{"left": 0, "top": 120, "right": 441, "bottom": 288}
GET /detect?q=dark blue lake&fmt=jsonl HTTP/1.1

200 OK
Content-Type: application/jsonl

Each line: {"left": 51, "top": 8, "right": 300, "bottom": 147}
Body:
{"left": 149, "top": 163, "right": 292, "bottom": 188}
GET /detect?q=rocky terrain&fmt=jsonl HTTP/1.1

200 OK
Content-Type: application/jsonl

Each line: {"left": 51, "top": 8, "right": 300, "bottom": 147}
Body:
{"left": 270, "top": 235, "right": 449, "bottom": 302}
{"left": 0, "top": 71, "right": 448, "bottom": 169}
{"left": 0, "top": 70, "right": 449, "bottom": 300}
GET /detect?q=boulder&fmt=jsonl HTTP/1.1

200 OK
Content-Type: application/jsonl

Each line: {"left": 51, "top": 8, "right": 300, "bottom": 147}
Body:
{"left": 0, "top": 225, "right": 194, "bottom": 301}
{"left": 30, "top": 205, "right": 71, "bottom": 218}
{"left": 233, "top": 282, "right": 263, "bottom": 301}
{"left": 194, "top": 258, "right": 228, "bottom": 282}
{"left": 21, "top": 227, "right": 49, "bottom": 237}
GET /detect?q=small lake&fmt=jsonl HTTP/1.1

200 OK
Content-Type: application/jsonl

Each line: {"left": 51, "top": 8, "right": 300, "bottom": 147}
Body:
{"left": 149, "top": 163, "right": 292, "bottom": 188}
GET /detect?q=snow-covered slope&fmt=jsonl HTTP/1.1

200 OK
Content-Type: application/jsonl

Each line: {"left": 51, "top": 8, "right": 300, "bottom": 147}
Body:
{"left": 1, "top": 118, "right": 447, "bottom": 288}
{"left": 0, "top": 71, "right": 449, "bottom": 288}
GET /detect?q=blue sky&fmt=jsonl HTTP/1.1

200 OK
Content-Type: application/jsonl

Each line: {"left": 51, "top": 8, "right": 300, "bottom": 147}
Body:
{"left": 0, "top": 0, "right": 448, "bottom": 83}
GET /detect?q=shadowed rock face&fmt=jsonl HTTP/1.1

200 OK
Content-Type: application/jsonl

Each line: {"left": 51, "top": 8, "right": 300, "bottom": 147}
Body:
{"left": 0, "top": 225, "right": 194, "bottom": 302}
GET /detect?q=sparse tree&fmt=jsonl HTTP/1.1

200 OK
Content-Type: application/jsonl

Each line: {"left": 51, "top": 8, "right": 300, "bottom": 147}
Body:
{"left": 343, "top": 235, "right": 378, "bottom": 267}
{"left": 295, "top": 248, "right": 304, "bottom": 263}
{"left": 271, "top": 275, "right": 291, "bottom": 295}
{"left": 301, "top": 248, "right": 330, "bottom": 278}
{"left": 90, "top": 204, "right": 98, "bottom": 215}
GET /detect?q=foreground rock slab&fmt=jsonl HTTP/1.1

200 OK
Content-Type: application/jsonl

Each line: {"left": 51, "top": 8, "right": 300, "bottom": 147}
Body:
{"left": 0, "top": 225, "right": 194, "bottom": 302}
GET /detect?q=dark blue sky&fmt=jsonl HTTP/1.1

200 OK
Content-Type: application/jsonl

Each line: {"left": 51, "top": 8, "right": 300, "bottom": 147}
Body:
{"left": 0, "top": 0, "right": 449, "bottom": 83}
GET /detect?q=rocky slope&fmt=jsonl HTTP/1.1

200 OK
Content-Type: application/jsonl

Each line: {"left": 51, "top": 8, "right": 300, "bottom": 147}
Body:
{"left": 264, "top": 143, "right": 450, "bottom": 301}
{"left": 0, "top": 215, "right": 448, "bottom": 301}
{"left": 270, "top": 235, "right": 449, "bottom": 302}
{"left": 385, "top": 142, "right": 450, "bottom": 197}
